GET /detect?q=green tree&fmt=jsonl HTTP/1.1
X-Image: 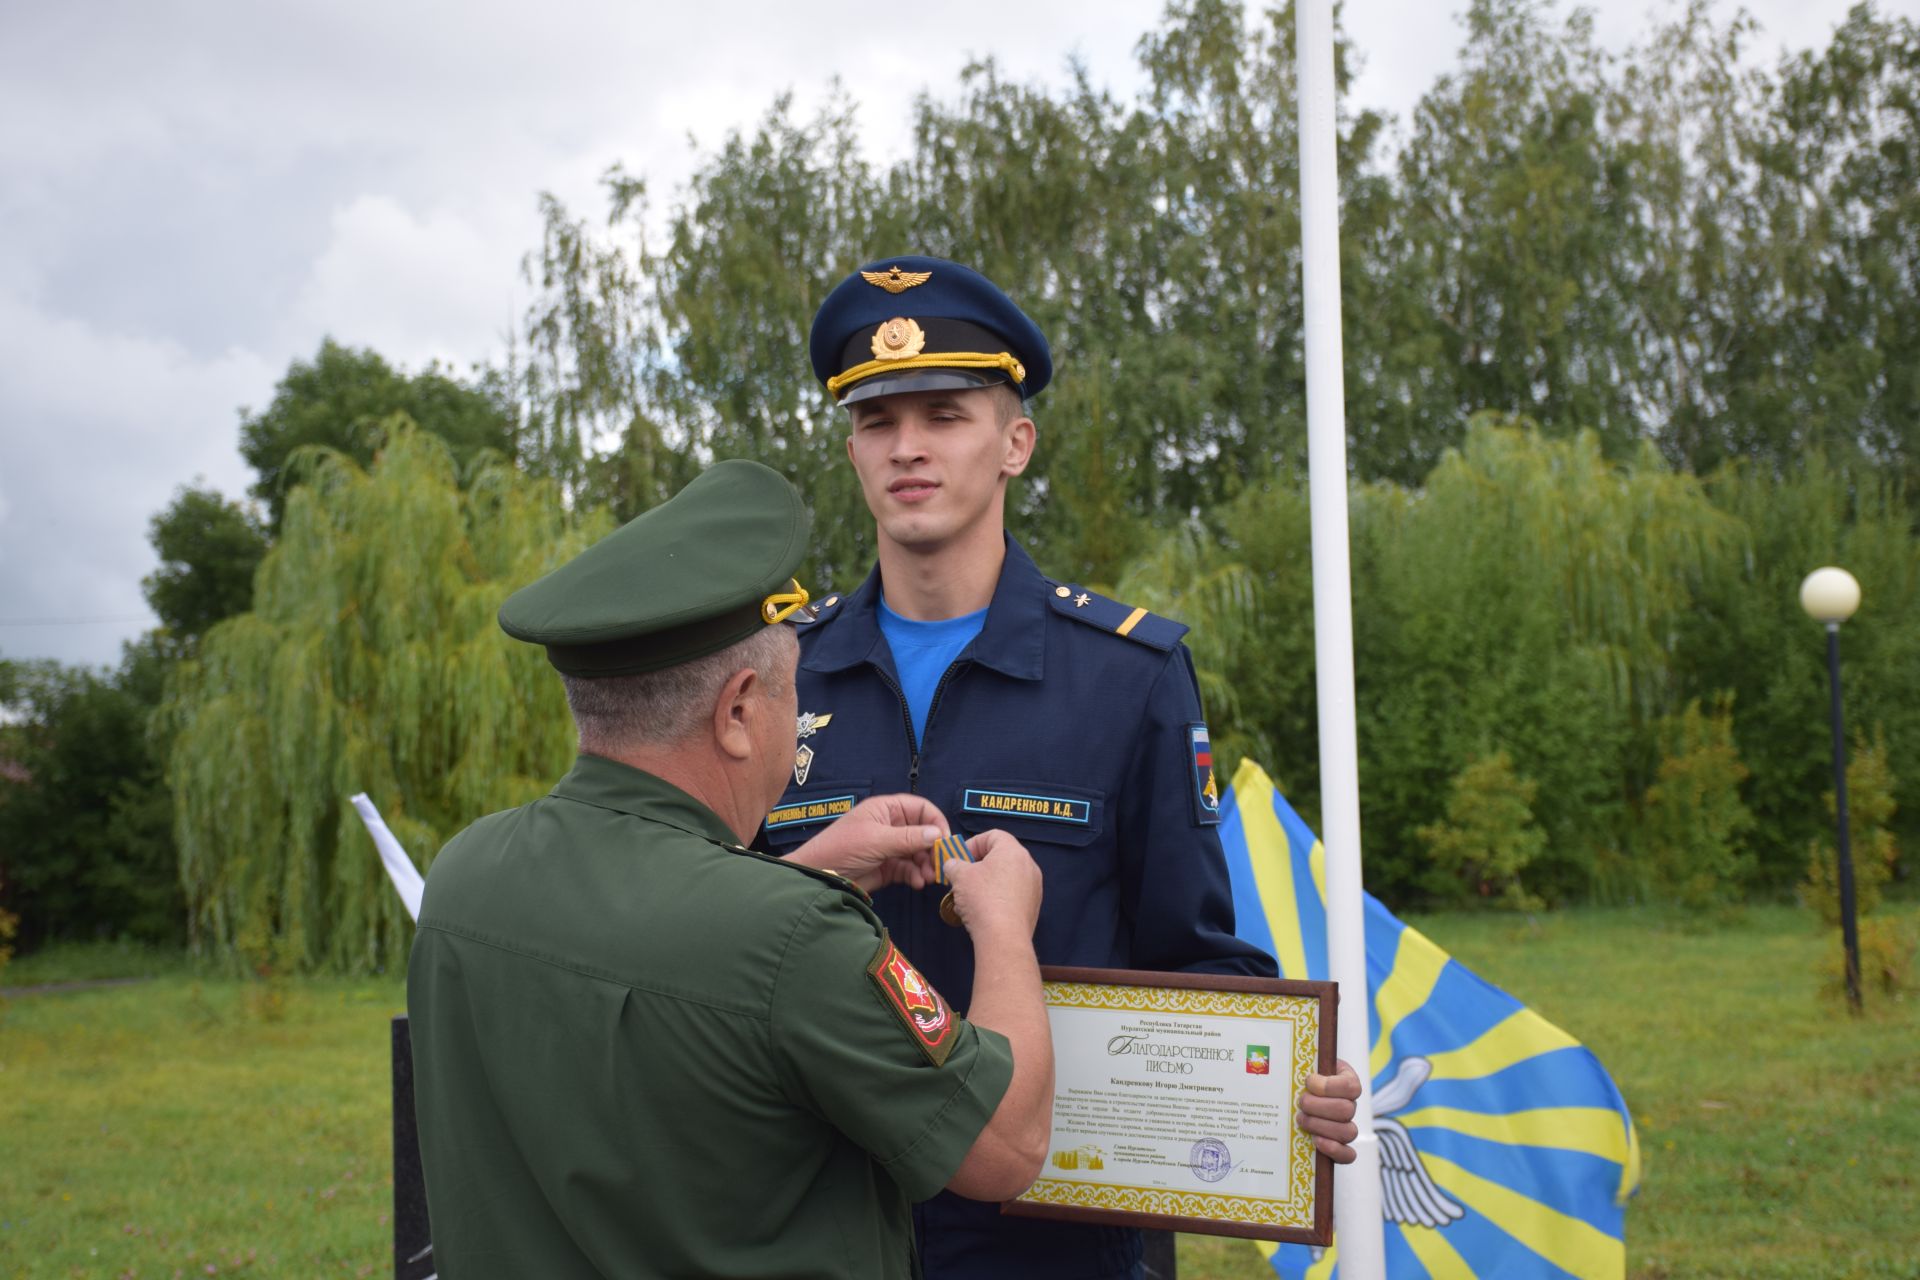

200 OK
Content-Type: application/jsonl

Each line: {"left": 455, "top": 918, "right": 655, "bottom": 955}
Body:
{"left": 162, "top": 429, "right": 607, "bottom": 973}
{"left": 1726, "top": 4, "right": 1920, "bottom": 488}
{"left": 143, "top": 484, "right": 269, "bottom": 643}
{"left": 1376, "top": 0, "right": 1640, "bottom": 463}
{"left": 1805, "top": 727, "right": 1900, "bottom": 925}
{"left": 1352, "top": 420, "right": 1729, "bottom": 902}
{"left": 1677, "top": 458, "right": 1920, "bottom": 891}
{"left": 518, "top": 2, "right": 1394, "bottom": 588}
{"left": 0, "top": 637, "right": 183, "bottom": 949}
{"left": 240, "top": 339, "right": 517, "bottom": 528}
{"left": 1416, "top": 751, "right": 1546, "bottom": 910}
{"left": 1642, "top": 695, "right": 1753, "bottom": 909}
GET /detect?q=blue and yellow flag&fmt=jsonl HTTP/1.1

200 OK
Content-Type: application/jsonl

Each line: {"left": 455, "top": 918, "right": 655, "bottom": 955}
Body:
{"left": 1221, "top": 760, "right": 1641, "bottom": 1278}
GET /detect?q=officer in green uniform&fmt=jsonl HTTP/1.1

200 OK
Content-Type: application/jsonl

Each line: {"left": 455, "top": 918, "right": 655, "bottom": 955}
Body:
{"left": 408, "top": 459, "right": 1053, "bottom": 1279}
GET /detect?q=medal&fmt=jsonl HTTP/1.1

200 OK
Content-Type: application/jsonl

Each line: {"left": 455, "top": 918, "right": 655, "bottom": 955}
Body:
{"left": 932, "top": 834, "right": 974, "bottom": 927}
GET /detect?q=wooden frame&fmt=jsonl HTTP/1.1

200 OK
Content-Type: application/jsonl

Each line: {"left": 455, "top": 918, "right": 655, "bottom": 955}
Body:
{"left": 999, "top": 965, "right": 1336, "bottom": 1246}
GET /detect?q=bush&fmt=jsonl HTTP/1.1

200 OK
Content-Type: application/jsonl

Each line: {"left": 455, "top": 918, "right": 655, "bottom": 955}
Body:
{"left": 1804, "top": 728, "right": 1899, "bottom": 926}
{"left": 1643, "top": 696, "right": 1754, "bottom": 909}
{"left": 1416, "top": 751, "right": 1546, "bottom": 911}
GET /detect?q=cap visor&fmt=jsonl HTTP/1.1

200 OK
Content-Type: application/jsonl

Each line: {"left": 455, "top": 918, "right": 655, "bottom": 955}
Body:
{"left": 836, "top": 367, "right": 1012, "bottom": 407}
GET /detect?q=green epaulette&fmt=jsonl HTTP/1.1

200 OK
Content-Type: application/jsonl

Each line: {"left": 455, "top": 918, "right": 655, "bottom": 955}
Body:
{"left": 1045, "top": 582, "right": 1190, "bottom": 651}
{"left": 725, "top": 843, "right": 872, "bottom": 903}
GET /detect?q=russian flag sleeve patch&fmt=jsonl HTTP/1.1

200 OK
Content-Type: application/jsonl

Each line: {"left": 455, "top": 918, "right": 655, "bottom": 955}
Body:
{"left": 1188, "top": 723, "right": 1222, "bottom": 825}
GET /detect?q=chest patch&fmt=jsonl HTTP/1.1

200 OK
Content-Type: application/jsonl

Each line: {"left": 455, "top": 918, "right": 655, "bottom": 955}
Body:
{"left": 962, "top": 788, "right": 1092, "bottom": 825}
{"left": 794, "top": 711, "right": 833, "bottom": 786}
{"left": 765, "top": 793, "right": 857, "bottom": 831}
{"left": 1189, "top": 723, "right": 1222, "bottom": 825}
{"left": 867, "top": 938, "right": 958, "bottom": 1066}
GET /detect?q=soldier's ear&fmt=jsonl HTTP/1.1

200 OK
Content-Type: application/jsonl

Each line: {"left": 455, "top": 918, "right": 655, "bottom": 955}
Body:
{"left": 713, "top": 666, "right": 759, "bottom": 761}
{"left": 1000, "top": 415, "right": 1035, "bottom": 480}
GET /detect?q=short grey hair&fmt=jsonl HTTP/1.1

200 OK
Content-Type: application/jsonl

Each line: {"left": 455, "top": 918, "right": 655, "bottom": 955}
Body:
{"left": 563, "top": 624, "right": 796, "bottom": 752}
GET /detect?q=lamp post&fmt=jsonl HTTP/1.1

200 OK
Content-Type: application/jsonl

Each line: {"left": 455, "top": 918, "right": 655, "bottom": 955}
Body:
{"left": 1800, "top": 566, "right": 1863, "bottom": 1013}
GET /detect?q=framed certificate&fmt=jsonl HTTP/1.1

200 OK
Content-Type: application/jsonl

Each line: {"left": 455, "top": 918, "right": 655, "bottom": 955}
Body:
{"left": 1001, "top": 967, "right": 1336, "bottom": 1245}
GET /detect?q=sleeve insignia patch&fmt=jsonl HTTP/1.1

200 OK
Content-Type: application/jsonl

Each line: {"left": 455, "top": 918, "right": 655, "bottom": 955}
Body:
{"left": 867, "top": 937, "right": 958, "bottom": 1066}
{"left": 1189, "top": 723, "right": 1222, "bottom": 826}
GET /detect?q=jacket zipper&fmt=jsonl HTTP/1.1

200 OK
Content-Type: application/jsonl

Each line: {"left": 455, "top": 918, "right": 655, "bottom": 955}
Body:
{"left": 874, "top": 660, "right": 970, "bottom": 794}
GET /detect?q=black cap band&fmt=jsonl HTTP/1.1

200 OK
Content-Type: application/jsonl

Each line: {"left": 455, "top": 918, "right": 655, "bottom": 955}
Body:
{"left": 835, "top": 317, "right": 1019, "bottom": 382}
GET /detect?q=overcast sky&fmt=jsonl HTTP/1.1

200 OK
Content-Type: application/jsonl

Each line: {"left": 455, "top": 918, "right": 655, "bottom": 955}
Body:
{"left": 1, "top": 0, "right": 1907, "bottom": 669}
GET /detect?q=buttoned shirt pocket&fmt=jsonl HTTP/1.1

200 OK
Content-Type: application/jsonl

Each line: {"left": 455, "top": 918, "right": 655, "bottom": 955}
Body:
{"left": 761, "top": 782, "right": 874, "bottom": 852}
{"left": 949, "top": 780, "right": 1105, "bottom": 850}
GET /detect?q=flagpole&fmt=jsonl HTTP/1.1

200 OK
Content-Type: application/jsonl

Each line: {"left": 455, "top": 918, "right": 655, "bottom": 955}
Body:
{"left": 1295, "top": 1, "right": 1385, "bottom": 1273}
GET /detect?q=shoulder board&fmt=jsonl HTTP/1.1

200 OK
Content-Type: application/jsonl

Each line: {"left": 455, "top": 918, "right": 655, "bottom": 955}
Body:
{"left": 723, "top": 843, "right": 872, "bottom": 903}
{"left": 795, "top": 589, "right": 847, "bottom": 628}
{"left": 1045, "top": 583, "right": 1189, "bottom": 651}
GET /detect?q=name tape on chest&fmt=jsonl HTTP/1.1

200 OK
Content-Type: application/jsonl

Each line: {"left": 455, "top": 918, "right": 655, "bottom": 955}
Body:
{"left": 961, "top": 789, "right": 1091, "bottom": 825}
{"left": 766, "top": 794, "right": 857, "bottom": 831}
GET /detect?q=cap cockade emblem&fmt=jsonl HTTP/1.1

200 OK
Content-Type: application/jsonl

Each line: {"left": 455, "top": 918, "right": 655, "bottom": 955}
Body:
{"left": 861, "top": 265, "right": 932, "bottom": 294}
{"left": 870, "top": 316, "right": 926, "bottom": 361}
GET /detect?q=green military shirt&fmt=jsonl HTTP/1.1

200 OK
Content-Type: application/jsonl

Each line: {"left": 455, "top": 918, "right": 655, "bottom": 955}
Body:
{"left": 408, "top": 754, "right": 1014, "bottom": 1279}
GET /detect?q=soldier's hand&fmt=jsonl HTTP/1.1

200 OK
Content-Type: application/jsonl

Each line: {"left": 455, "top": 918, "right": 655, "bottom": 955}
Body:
{"left": 1296, "top": 1059, "right": 1362, "bottom": 1163}
{"left": 943, "top": 830, "right": 1043, "bottom": 941}
{"left": 785, "top": 794, "right": 948, "bottom": 890}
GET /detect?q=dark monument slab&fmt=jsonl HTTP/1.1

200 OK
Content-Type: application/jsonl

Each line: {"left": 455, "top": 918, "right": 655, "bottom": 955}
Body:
{"left": 392, "top": 1015, "right": 435, "bottom": 1280}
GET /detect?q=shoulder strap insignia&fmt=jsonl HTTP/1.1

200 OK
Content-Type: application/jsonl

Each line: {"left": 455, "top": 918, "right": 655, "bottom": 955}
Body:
{"left": 795, "top": 590, "right": 845, "bottom": 627}
{"left": 1046, "top": 582, "right": 1189, "bottom": 651}
{"left": 724, "top": 844, "right": 872, "bottom": 903}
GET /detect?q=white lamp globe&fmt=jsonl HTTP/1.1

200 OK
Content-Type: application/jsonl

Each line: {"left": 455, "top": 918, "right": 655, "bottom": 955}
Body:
{"left": 1800, "top": 566, "right": 1862, "bottom": 624}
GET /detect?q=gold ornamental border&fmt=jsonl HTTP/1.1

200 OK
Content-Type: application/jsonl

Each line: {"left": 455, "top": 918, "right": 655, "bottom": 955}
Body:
{"left": 1019, "top": 1178, "right": 1315, "bottom": 1230}
{"left": 1043, "top": 981, "right": 1318, "bottom": 1024}
{"left": 1030, "top": 980, "right": 1322, "bottom": 1223}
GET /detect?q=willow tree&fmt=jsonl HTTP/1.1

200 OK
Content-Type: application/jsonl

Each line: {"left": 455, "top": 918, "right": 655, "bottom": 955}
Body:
{"left": 163, "top": 426, "right": 609, "bottom": 973}
{"left": 1350, "top": 418, "right": 1734, "bottom": 901}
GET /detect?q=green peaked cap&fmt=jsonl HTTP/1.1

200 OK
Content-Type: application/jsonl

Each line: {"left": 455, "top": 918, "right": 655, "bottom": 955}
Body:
{"left": 499, "top": 459, "right": 813, "bottom": 678}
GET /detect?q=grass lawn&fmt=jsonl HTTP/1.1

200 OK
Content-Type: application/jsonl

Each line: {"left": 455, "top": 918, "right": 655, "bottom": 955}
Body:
{"left": 2, "top": 905, "right": 1915, "bottom": 1279}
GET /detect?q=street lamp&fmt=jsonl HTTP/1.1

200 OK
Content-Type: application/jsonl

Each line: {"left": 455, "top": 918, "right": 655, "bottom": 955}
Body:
{"left": 1800, "top": 566, "right": 1863, "bottom": 1013}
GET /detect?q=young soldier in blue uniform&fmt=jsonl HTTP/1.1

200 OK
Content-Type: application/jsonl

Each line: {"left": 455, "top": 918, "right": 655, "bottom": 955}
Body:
{"left": 762, "top": 259, "right": 1362, "bottom": 1280}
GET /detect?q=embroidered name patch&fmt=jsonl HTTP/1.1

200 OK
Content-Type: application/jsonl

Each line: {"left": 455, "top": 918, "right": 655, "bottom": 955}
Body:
{"left": 962, "top": 789, "right": 1091, "bottom": 825}
{"left": 765, "top": 794, "right": 856, "bottom": 831}
{"left": 1189, "top": 723, "right": 1222, "bottom": 825}
{"left": 867, "top": 938, "right": 957, "bottom": 1066}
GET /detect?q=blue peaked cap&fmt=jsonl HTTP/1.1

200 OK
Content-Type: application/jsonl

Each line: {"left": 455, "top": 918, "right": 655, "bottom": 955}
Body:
{"left": 808, "top": 255, "right": 1052, "bottom": 404}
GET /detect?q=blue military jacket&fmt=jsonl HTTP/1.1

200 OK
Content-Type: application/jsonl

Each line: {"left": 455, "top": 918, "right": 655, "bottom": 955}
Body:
{"left": 758, "top": 537, "right": 1275, "bottom": 1280}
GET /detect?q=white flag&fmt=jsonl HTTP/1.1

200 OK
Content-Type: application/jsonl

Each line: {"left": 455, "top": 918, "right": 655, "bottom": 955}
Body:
{"left": 350, "top": 792, "right": 425, "bottom": 921}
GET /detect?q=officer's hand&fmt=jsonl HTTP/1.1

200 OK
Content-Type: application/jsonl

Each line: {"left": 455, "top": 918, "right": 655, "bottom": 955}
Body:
{"left": 1296, "top": 1059, "right": 1362, "bottom": 1163}
{"left": 943, "top": 830, "right": 1043, "bottom": 941}
{"left": 784, "top": 794, "right": 948, "bottom": 891}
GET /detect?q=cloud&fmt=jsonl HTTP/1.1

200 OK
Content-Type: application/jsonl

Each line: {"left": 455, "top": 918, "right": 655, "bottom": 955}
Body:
{"left": 0, "top": 294, "right": 267, "bottom": 668}
{"left": 0, "top": 0, "right": 1872, "bottom": 669}
{"left": 287, "top": 195, "right": 513, "bottom": 372}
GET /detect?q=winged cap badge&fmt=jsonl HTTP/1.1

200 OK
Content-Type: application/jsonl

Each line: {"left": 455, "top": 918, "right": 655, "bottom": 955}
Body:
{"left": 861, "top": 266, "right": 932, "bottom": 294}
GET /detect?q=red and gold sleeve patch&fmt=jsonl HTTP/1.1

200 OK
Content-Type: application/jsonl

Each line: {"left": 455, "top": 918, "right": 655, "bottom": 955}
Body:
{"left": 867, "top": 937, "right": 958, "bottom": 1067}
